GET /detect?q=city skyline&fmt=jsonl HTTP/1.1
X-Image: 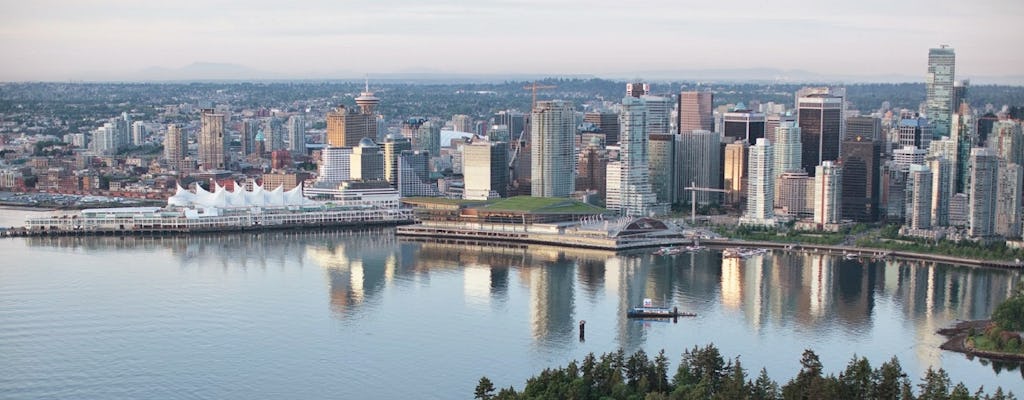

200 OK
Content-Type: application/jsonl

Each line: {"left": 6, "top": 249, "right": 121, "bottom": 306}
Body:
{"left": 1, "top": 0, "right": 1023, "bottom": 82}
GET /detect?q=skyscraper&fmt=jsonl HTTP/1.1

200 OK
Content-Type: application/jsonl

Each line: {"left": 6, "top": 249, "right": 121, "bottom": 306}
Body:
{"left": 648, "top": 134, "right": 679, "bottom": 206}
{"left": 198, "top": 109, "right": 227, "bottom": 170}
{"left": 463, "top": 140, "right": 509, "bottom": 200}
{"left": 988, "top": 120, "right": 1024, "bottom": 166}
{"left": 772, "top": 121, "right": 802, "bottom": 186}
{"left": 240, "top": 119, "right": 258, "bottom": 157}
{"left": 382, "top": 135, "right": 412, "bottom": 189}
{"left": 841, "top": 135, "right": 881, "bottom": 222}
{"left": 605, "top": 97, "right": 657, "bottom": 216}
{"left": 318, "top": 147, "right": 352, "bottom": 184}
{"left": 740, "top": 138, "right": 775, "bottom": 227}
{"left": 131, "top": 121, "right": 146, "bottom": 146}
{"left": 813, "top": 161, "right": 842, "bottom": 226}
{"left": 679, "top": 130, "right": 722, "bottom": 205}
{"left": 951, "top": 103, "right": 976, "bottom": 193}
{"left": 326, "top": 104, "right": 378, "bottom": 148}
{"left": 641, "top": 95, "right": 673, "bottom": 136}
{"left": 264, "top": 117, "right": 284, "bottom": 152}
{"left": 584, "top": 111, "right": 619, "bottom": 145}
{"left": 764, "top": 113, "right": 795, "bottom": 144}
{"left": 287, "top": 115, "right": 306, "bottom": 157}
{"left": 576, "top": 137, "right": 608, "bottom": 200}
{"left": 163, "top": 124, "right": 187, "bottom": 170}
{"left": 926, "top": 46, "right": 956, "bottom": 138}
{"left": 929, "top": 156, "right": 953, "bottom": 227}
{"left": 995, "top": 163, "right": 1023, "bottom": 238}
{"left": 968, "top": 148, "right": 998, "bottom": 238}
{"left": 350, "top": 138, "right": 384, "bottom": 182}
{"left": 626, "top": 82, "right": 649, "bottom": 98}
{"left": 797, "top": 92, "right": 844, "bottom": 176}
{"left": 897, "top": 116, "right": 933, "bottom": 150}
{"left": 451, "top": 114, "right": 473, "bottom": 133}
{"left": 530, "top": 100, "right": 576, "bottom": 197}
{"left": 846, "top": 116, "right": 881, "bottom": 143}
{"left": 723, "top": 140, "right": 746, "bottom": 206}
{"left": 678, "top": 91, "right": 714, "bottom": 134}
{"left": 905, "top": 164, "right": 933, "bottom": 230}
{"left": 722, "top": 108, "right": 766, "bottom": 143}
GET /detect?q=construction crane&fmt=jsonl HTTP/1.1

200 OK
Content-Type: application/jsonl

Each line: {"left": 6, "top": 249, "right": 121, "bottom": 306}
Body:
{"left": 523, "top": 82, "right": 556, "bottom": 109}
{"left": 683, "top": 182, "right": 729, "bottom": 225}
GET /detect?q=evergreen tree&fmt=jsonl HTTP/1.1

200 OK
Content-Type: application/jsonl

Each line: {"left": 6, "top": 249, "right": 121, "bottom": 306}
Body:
{"left": 475, "top": 376, "right": 496, "bottom": 400}
{"left": 838, "top": 355, "right": 875, "bottom": 399}
{"left": 875, "top": 356, "right": 911, "bottom": 400}
{"left": 917, "top": 367, "right": 951, "bottom": 400}
{"left": 750, "top": 367, "right": 780, "bottom": 400}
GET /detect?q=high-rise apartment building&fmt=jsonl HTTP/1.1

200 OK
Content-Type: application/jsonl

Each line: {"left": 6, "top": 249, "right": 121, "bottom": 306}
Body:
{"left": 264, "top": 117, "right": 284, "bottom": 152}
{"left": 605, "top": 97, "right": 657, "bottom": 216}
{"left": 739, "top": 138, "right": 775, "bottom": 227}
{"left": 163, "top": 124, "right": 187, "bottom": 170}
{"left": 641, "top": 95, "right": 673, "bottom": 136}
{"left": 926, "top": 46, "right": 956, "bottom": 138}
{"left": 451, "top": 114, "right": 473, "bottom": 133}
{"left": 929, "top": 156, "right": 953, "bottom": 227}
{"left": 678, "top": 91, "right": 714, "bottom": 135}
{"left": 240, "top": 119, "right": 258, "bottom": 156}
{"left": 841, "top": 135, "right": 881, "bottom": 222}
{"left": 463, "top": 140, "right": 509, "bottom": 200}
{"left": 995, "top": 163, "right": 1023, "bottom": 238}
{"left": 530, "top": 100, "right": 576, "bottom": 197}
{"left": 813, "top": 161, "right": 842, "bottom": 226}
{"left": 968, "top": 148, "right": 998, "bottom": 238}
{"left": 679, "top": 130, "right": 722, "bottom": 205}
{"left": 772, "top": 121, "right": 802, "bottom": 186}
{"left": 287, "top": 115, "right": 306, "bottom": 157}
{"left": 905, "top": 164, "right": 933, "bottom": 230}
{"left": 131, "top": 121, "right": 146, "bottom": 146}
{"left": 199, "top": 109, "right": 227, "bottom": 170}
{"left": 797, "top": 93, "right": 843, "bottom": 176}
{"left": 777, "top": 171, "right": 814, "bottom": 217}
{"left": 576, "top": 137, "right": 608, "bottom": 200}
{"left": 951, "top": 103, "right": 976, "bottom": 193}
{"left": 988, "top": 120, "right": 1024, "bottom": 165}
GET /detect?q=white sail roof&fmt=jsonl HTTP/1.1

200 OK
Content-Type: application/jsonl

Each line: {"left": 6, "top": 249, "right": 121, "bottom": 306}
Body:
{"left": 168, "top": 182, "right": 316, "bottom": 209}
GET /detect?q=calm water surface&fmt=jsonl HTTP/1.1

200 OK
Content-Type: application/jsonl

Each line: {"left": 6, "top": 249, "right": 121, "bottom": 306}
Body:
{"left": 1, "top": 223, "right": 1022, "bottom": 399}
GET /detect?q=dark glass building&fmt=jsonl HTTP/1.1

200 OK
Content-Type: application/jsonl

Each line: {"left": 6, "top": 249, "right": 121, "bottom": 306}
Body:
{"left": 841, "top": 135, "right": 881, "bottom": 222}
{"left": 797, "top": 94, "right": 843, "bottom": 176}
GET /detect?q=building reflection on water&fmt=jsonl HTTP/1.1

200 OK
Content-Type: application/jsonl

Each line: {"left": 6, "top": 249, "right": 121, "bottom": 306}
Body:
{"left": 26, "top": 232, "right": 1022, "bottom": 366}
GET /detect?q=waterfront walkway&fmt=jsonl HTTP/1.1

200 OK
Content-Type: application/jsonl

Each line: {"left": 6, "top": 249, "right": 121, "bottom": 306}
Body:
{"left": 702, "top": 238, "right": 1023, "bottom": 269}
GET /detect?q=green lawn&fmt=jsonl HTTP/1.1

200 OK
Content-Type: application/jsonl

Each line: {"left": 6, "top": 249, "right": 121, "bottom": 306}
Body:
{"left": 483, "top": 196, "right": 607, "bottom": 213}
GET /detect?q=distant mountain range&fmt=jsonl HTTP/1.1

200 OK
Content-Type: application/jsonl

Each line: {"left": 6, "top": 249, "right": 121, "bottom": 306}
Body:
{"left": 69, "top": 62, "right": 1024, "bottom": 85}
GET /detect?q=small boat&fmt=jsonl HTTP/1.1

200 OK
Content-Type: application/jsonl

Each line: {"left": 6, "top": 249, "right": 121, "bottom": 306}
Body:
{"left": 626, "top": 298, "right": 696, "bottom": 319}
{"left": 652, "top": 246, "right": 684, "bottom": 256}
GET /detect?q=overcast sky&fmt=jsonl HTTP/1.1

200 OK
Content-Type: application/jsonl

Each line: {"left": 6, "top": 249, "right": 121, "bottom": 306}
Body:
{"left": 1, "top": 0, "right": 1021, "bottom": 81}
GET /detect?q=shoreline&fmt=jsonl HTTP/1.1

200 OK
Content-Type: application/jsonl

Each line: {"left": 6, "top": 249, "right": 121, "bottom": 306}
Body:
{"left": 938, "top": 320, "right": 1024, "bottom": 363}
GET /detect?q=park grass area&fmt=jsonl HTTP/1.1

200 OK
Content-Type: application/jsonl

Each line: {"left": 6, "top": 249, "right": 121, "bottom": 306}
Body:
{"left": 482, "top": 196, "right": 606, "bottom": 214}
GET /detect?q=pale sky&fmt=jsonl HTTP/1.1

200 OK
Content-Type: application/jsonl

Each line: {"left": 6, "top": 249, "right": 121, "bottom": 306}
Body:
{"left": 1, "top": 0, "right": 1021, "bottom": 81}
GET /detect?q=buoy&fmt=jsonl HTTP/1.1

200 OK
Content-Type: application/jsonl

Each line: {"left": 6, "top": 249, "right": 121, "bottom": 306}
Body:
{"left": 579, "top": 320, "right": 586, "bottom": 342}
